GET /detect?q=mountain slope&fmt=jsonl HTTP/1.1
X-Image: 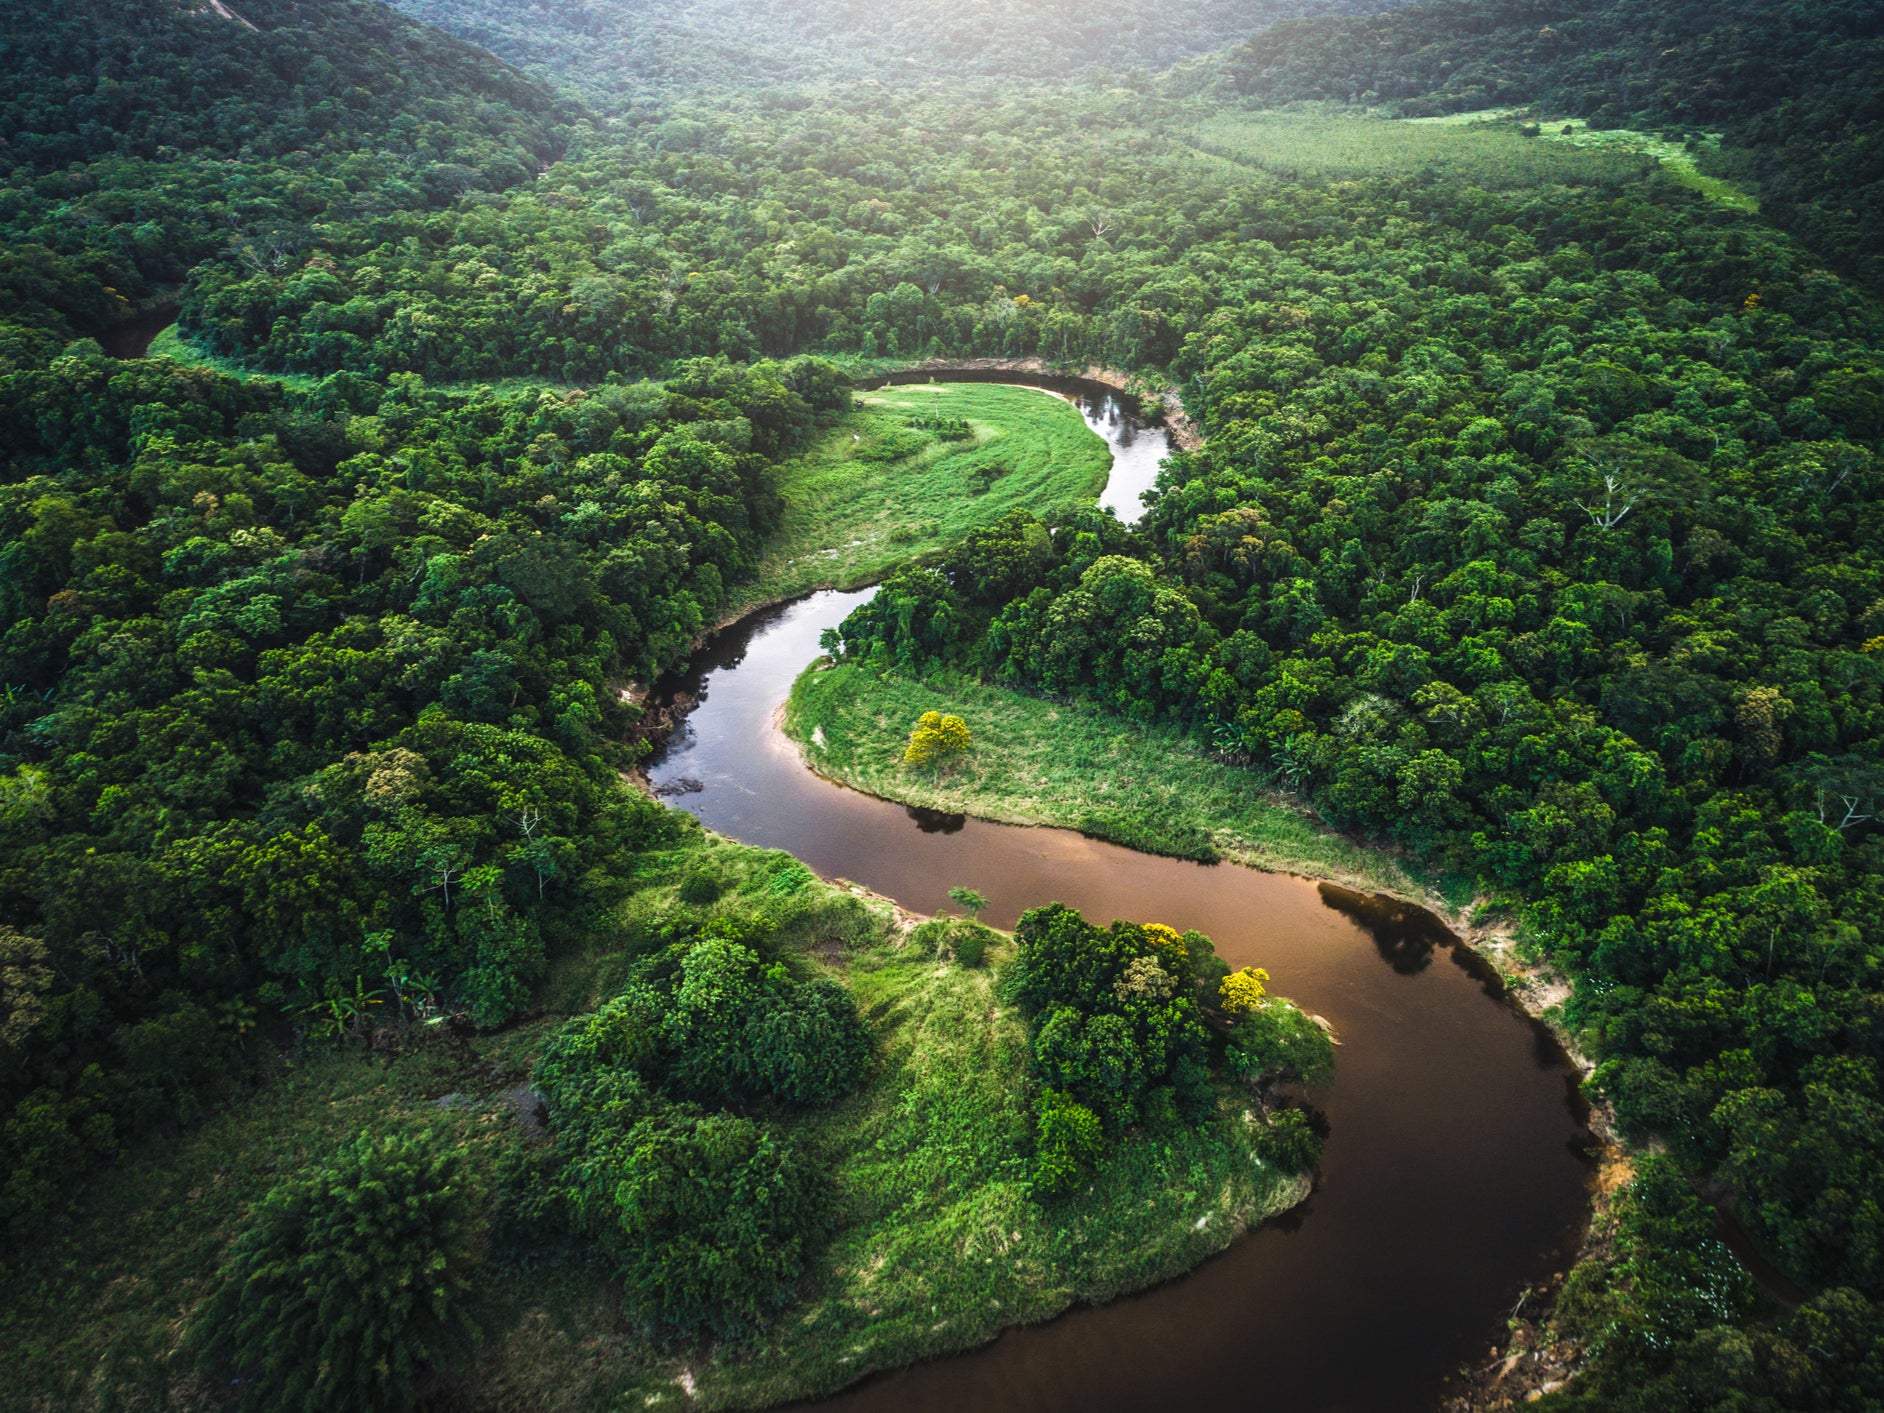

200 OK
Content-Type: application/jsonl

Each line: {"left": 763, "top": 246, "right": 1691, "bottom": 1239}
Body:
{"left": 1213, "top": 0, "right": 1884, "bottom": 294}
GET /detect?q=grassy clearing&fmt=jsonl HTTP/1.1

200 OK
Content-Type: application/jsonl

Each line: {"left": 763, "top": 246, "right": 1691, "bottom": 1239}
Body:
{"left": 1527, "top": 116, "right": 1758, "bottom": 211}
{"left": 1190, "top": 104, "right": 1653, "bottom": 187}
{"left": 0, "top": 821, "right": 1304, "bottom": 1411}
{"left": 729, "top": 380, "right": 1111, "bottom": 615}
{"left": 785, "top": 660, "right": 1418, "bottom": 897}
{"left": 145, "top": 325, "right": 588, "bottom": 396}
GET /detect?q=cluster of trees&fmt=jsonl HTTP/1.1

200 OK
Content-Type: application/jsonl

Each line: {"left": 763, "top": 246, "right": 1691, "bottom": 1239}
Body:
{"left": 1004, "top": 904, "right": 1325, "bottom": 1194}
{"left": 517, "top": 915, "right": 871, "bottom": 1336}
{"left": 0, "top": 349, "right": 851, "bottom": 1245}
{"left": 166, "top": 80, "right": 1654, "bottom": 383}
{"left": 1214, "top": 0, "right": 1884, "bottom": 296}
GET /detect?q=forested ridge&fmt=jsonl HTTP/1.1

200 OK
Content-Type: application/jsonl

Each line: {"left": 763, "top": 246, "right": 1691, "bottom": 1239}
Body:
{"left": 1, "top": 0, "right": 1883, "bottom": 1406}
{"left": 0, "top": 0, "right": 571, "bottom": 362}
{"left": 386, "top": 0, "right": 1399, "bottom": 97}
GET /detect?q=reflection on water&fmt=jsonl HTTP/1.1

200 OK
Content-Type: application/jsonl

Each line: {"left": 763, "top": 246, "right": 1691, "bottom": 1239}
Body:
{"left": 1321, "top": 884, "right": 1446, "bottom": 975}
{"left": 906, "top": 804, "right": 967, "bottom": 834}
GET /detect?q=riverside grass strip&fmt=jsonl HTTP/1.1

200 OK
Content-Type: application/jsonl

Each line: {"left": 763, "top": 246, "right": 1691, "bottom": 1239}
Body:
{"left": 785, "top": 660, "right": 1418, "bottom": 898}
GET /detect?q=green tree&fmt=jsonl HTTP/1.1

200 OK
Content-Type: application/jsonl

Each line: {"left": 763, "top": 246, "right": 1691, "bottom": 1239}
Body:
{"left": 947, "top": 885, "right": 988, "bottom": 919}
{"left": 192, "top": 1126, "right": 485, "bottom": 1411}
{"left": 1032, "top": 1089, "right": 1104, "bottom": 1197}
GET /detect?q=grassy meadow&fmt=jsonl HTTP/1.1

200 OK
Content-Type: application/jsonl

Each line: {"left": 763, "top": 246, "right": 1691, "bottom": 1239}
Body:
{"left": 1189, "top": 104, "right": 1654, "bottom": 187}
{"left": 729, "top": 380, "right": 1112, "bottom": 614}
{"left": 1189, "top": 104, "right": 1756, "bottom": 209}
{"left": 0, "top": 820, "right": 1305, "bottom": 1411}
{"left": 785, "top": 660, "right": 1419, "bottom": 897}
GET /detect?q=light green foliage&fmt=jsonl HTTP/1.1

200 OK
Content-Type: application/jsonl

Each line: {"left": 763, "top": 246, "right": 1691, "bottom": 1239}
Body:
{"left": 192, "top": 1125, "right": 485, "bottom": 1412}
{"left": 1031, "top": 1089, "right": 1104, "bottom": 1197}
{"left": 785, "top": 660, "right": 1414, "bottom": 890}
{"left": 731, "top": 382, "right": 1111, "bottom": 613}
{"left": 1191, "top": 107, "right": 1654, "bottom": 187}
{"left": 1226, "top": 999, "right": 1335, "bottom": 1091}
{"left": 946, "top": 885, "right": 989, "bottom": 919}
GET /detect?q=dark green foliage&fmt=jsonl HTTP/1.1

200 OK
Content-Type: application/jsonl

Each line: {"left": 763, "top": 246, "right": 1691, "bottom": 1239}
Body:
{"left": 528, "top": 940, "right": 858, "bottom": 1338}
{"left": 822, "top": 106, "right": 1884, "bottom": 1322}
{"left": 192, "top": 1125, "right": 485, "bottom": 1411}
{"left": 0, "top": 350, "right": 829, "bottom": 1239}
{"left": 1031, "top": 1088, "right": 1104, "bottom": 1197}
{"left": 662, "top": 938, "right": 872, "bottom": 1109}
{"left": 2, "top": 0, "right": 1880, "bottom": 1398}
{"left": 1252, "top": 1107, "right": 1320, "bottom": 1175}
{"left": 563, "top": 1105, "right": 823, "bottom": 1339}
{"left": 1009, "top": 904, "right": 1218, "bottom": 1130}
{"left": 0, "top": 0, "right": 566, "bottom": 357}
{"left": 949, "top": 922, "right": 993, "bottom": 968}
{"left": 677, "top": 866, "right": 726, "bottom": 906}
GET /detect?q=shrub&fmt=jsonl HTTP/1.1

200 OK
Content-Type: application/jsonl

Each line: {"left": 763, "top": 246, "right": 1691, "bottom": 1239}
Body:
{"left": 1032, "top": 1088, "right": 1104, "bottom": 1197}
{"left": 677, "top": 866, "right": 724, "bottom": 905}
{"left": 578, "top": 1110, "right": 823, "bottom": 1338}
{"left": 192, "top": 1126, "right": 485, "bottom": 1411}
{"left": 1255, "top": 1107, "right": 1322, "bottom": 1174}
{"left": 1226, "top": 999, "right": 1335, "bottom": 1090}
{"left": 951, "top": 922, "right": 993, "bottom": 968}
{"left": 663, "top": 939, "right": 871, "bottom": 1108}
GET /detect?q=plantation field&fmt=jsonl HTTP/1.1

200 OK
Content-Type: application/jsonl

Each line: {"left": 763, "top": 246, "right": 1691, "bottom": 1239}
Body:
{"left": 1189, "top": 104, "right": 1655, "bottom": 187}
{"left": 785, "top": 661, "right": 1419, "bottom": 897}
{"left": 0, "top": 821, "right": 1305, "bottom": 1411}
{"left": 731, "top": 381, "right": 1112, "bottom": 614}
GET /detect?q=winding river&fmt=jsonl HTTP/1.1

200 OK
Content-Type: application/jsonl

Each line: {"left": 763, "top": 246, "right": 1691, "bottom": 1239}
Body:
{"left": 648, "top": 383, "right": 1595, "bottom": 1412}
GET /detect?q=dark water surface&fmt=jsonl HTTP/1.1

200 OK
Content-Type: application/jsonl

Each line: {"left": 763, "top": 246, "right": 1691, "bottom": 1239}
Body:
{"left": 644, "top": 396, "right": 1593, "bottom": 1412}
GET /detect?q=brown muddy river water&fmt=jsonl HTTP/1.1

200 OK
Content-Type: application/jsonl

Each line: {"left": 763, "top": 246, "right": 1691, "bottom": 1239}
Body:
{"left": 646, "top": 389, "right": 1595, "bottom": 1412}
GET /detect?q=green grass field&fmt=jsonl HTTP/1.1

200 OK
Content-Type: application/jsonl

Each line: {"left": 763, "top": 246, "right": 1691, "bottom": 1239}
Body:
{"left": 785, "top": 661, "right": 1419, "bottom": 896}
{"left": 1190, "top": 104, "right": 1756, "bottom": 210}
{"left": 1190, "top": 104, "right": 1653, "bottom": 188}
{"left": 729, "top": 380, "right": 1112, "bottom": 615}
{"left": 0, "top": 822, "right": 1304, "bottom": 1411}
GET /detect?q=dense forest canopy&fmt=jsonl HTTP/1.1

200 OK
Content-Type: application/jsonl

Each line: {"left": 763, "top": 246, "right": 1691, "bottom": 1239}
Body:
{"left": 1, "top": 0, "right": 1882, "bottom": 1407}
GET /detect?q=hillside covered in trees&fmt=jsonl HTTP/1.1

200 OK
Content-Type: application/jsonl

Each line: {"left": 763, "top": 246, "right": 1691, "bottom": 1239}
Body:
{"left": 1, "top": 0, "right": 1882, "bottom": 1408}
{"left": 1214, "top": 0, "right": 1884, "bottom": 296}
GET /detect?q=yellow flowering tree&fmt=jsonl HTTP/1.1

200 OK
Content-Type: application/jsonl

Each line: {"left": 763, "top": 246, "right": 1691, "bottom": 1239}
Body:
{"left": 1217, "top": 966, "right": 1270, "bottom": 1018}
{"left": 903, "top": 710, "right": 970, "bottom": 765}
